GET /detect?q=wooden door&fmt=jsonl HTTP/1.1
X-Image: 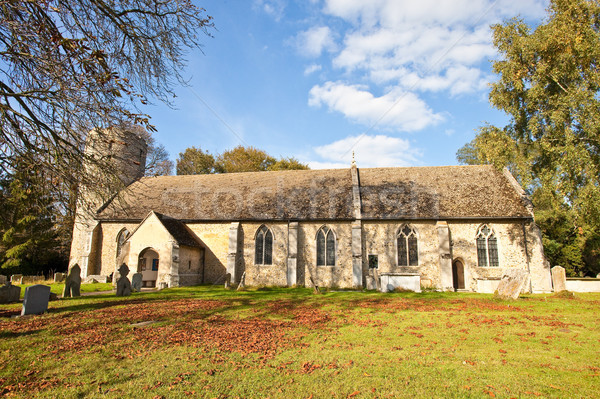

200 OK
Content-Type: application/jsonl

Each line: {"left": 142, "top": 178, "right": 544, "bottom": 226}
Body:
{"left": 452, "top": 259, "right": 465, "bottom": 290}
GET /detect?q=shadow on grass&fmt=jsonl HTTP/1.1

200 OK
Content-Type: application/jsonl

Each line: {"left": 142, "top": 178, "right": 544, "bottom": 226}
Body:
{"left": 0, "top": 329, "right": 41, "bottom": 339}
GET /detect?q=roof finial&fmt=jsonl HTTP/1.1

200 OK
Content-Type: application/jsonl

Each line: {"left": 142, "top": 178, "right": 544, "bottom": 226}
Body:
{"left": 351, "top": 151, "right": 356, "bottom": 167}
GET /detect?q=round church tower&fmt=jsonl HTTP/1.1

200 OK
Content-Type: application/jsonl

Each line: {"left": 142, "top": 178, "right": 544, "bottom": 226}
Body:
{"left": 70, "top": 125, "right": 149, "bottom": 277}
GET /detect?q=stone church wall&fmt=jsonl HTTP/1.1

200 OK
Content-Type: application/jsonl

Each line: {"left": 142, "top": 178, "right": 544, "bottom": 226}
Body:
{"left": 298, "top": 222, "right": 354, "bottom": 289}
{"left": 361, "top": 221, "right": 442, "bottom": 287}
{"left": 240, "top": 222, "right": 289, "bottom": 286}
{"left": 98, "top": 222, "right": 139, "bottom": 276}
{"left": 186, "top": 223, "right": 230, "bottom": 284}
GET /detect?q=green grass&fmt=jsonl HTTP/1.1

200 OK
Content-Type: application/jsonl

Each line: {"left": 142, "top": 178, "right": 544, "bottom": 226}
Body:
{"left": 1, "top": 287, "right": 599, "bottom": 398}
{"left": 11, "top": 282, "right": 114, "bottom": 299}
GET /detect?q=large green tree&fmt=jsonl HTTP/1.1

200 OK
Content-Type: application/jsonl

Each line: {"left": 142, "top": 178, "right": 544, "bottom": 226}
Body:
{"left": 176, "top": 145, "right": 309, "bottom": 175}
{"left": 457, "top": 0, "right": 600, "bottom": 275}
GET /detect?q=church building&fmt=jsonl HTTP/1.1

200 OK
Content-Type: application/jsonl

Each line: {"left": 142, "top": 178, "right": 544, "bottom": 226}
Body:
{"left": 69, "top": 128, "right": 552, "bottom": 293}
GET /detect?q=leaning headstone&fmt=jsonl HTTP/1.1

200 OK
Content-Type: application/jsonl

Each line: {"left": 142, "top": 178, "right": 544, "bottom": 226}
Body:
{"left": 63, "top": 264, "right": 82, "bottom": 298}
{"left": 54, "top": 273, "right": 65, "bottom": 283}
{"left": 131, "top": 273, "right": 143, "bottom": 292}
{"left": 0, "top": 282, "right": 21, "bottom": 304}
{"left": 496, "top": 269, "right": 529, "bottom": 300}
{"left": 551, "top": 266, "right": 567, "bottom": 293}
{"left": 84, "top": 275, "right": 108, "bottom": 284}
{"left": 116, "top": 264, "right": 132, "bottom": 296}
{"left": 0, "top": 275, "right": 7, "bottom": 285}
{"left": 21, "top": 285, "right": 51, "bottom": 315}
{"left": 224, "top": 273, "right": 231, "bottom": 289}
{"left": 11, "top": 274, "right": 22, "bottom": 284}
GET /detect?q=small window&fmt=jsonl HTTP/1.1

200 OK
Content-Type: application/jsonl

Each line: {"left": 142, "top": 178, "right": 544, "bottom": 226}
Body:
{"left": 368, "top": 255, "right": 378, "bottom": 269}
{"left": 476, "top": 225, "right": 499, "bottom": 267}
{"left": 116, "top": 228, "right": 129, "bottom": 257}
{"left": 317, "top": 226, "right": 336, "bottom": 266}
{"left": 397, "top": 225, "right": 418, "bottom": 266}
{"left": 255, "top": 225, "right": 273, "bottom": 265}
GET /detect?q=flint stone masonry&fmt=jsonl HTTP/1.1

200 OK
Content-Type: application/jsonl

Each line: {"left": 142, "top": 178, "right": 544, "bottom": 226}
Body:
{"left": 551, "top": 266, "right": 567, "bottom": 293}
{"left": 21, "top": 276, "right": 41, "bottom": 284}
{"left": 0, "top": 282, "right": 20, "bottom": 303}
{"left": 496, "top": 269, "right": 530, "bottom": 300}
{"left": 21, "top": 285, "right": 51, "bottom": 315}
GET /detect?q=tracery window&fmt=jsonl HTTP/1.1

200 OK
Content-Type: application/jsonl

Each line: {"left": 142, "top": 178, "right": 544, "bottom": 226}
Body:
{"left": 316, "top": 226, "right": 336, "bottom": 266}
{"left": 397, "top": 225, "right": 418, "bottom": 266}
{"left": 476, "top": 225, "right": 499, "bottom": 267}
{"left": 116, "top": 228, "right": 129, "bottom": 257}
{"left": 255, "top": 225, "right": 273, "bottom": 265}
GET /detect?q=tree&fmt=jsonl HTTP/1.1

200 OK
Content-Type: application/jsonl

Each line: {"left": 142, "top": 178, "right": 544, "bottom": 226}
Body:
{"left": 268, "top": 157, "right": 310, "bottom": 171}
{"left": 216, "top": 146, "right": 276, "bottom": 173}
{"left": 176, "top": 145, "right": 309, "bottom": 175}
{"left": 176, "top": 146, "right": 216, "bottom": 175}
{"left": 0, "top": 158, "right": 66, "bottom": 275}
{"left": 457, "top": 0, "right": 600, "bottom": 275}
{"left": 0, "top": 0, "right": 213, "bottom": 195}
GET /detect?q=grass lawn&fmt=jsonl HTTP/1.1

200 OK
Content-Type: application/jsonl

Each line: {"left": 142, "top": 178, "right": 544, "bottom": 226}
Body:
{"left": 0, "top": 287, "right": 599, "bottom": 398}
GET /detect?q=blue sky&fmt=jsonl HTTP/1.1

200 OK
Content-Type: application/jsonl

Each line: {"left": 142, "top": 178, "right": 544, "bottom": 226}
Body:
{"left": 143, "top": 0, "right": 548, "bottom": 170}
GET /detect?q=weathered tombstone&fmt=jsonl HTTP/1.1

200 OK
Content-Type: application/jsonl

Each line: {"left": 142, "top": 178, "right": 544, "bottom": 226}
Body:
{"left": 49, "top": 292, "right": 59, "bottom": 301}
{"left": 365, "top": 275, "right": 377, "bottom": 290}
{"left": 224, "top": 273, "right": 231, "bottom": 289}
{"left": 496, "top": 269, "right": 529, "bottom": 300}
{"left": 63, "top": 264, "right": 82, "bottom": 298}
{"left": 21, "top": 285, "right": 51, "bottom": 315}
{"left": 11, "top": 274, "right": 22, "bottom": 284}
{"left": 131, "top": 273, "right": 143, "bottom": 292}
{"left": 0, "top": 275, "right": 7, "bottom": 285}
{"left": 551, "top": 266, "right": 567, "bottom": 293}
{"left": 54, "top": 272, "right": 65, "bottom": 283}
{"left": 84, "top": 275, "right": 108, "bottom": 284}
{"left": 116, "top": 264, "right": 132, "bottom": 296}
{"left": 0, "top": 282, "right": 21, "bottom": 304}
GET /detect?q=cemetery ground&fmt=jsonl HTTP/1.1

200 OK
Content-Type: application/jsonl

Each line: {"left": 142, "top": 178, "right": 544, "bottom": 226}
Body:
{"left": 0, "top": 287, "right": 599, "bottom": 398}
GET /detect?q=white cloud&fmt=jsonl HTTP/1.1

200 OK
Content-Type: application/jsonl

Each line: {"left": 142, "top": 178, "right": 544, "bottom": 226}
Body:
{"left": 308, "top": 81, "right": 444, "bottom": 131}
{"left": 312, "top": 134, "right": 422, "bottom": 168}
{"left": 254, "top": 0, "right": 285, "bottom": 21}
{"left": 296, "top": 26, "right": 337, "bottom": 57}
{"left": 304, "top": 64, "right": 322, "bottom": 75}
{"left": 318, "top": 0, "right": 547, "bottom": 96}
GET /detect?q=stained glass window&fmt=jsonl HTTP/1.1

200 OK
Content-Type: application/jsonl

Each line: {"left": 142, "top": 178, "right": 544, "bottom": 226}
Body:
{"left": 476, "top": 225, "right": 499, "bottom": 267}
{"left": 317, "top": 226, "right": 336, "bottom": 266}
{"left": 255, "top": 225, "right": 273, "bottom": 265}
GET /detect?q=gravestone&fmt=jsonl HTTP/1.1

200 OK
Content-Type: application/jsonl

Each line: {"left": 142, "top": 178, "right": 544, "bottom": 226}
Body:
{"left": 63, "top": 264, "right": 82, "bottom": 298}
{"left": 365, "top": 275, "right": 377, "bottom": 290}
{"left": 21, "top": 285, "right": 51, "bottom": 315}
{"left": 54, "top": 273, "right": 65, "bottom": 283}
{"left": 131, "top": 273, "right": 143, "bottom": 292}
{"left": 0, "top": 282, "right": 21, "bottom": 304}
{"left": 551, "top": 266, "right": 567, "bottom": 293}
{"left": 0, "top": 275, "right": 7, "bottom": 285}
{"left": 496, "top": 269, "right": 529, "bottom": 300}
{"left": 116, "top": 264, "right": 132, "bottom": 296}
{"left": 11, "top": 274, "right": 22, "bottom": 284}
{"left": 224, "top": 273, "right": 231, "bottom": 289}
{"left": 84, "top": 275, "right": 108, "bottom": 284}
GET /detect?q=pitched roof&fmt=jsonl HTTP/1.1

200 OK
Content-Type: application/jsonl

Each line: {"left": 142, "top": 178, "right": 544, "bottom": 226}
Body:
{"left": 126, "top": 211, "right": 201, "bottom": 247}
{"left": 97, "top": 165, "right": 532, "bottom": 222}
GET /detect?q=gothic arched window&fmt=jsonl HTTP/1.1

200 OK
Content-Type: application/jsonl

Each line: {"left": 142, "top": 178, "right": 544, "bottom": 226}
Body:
{"left": 397, "top": 225, "right": 418, "bottom": 266}
{"left": 476, "top": 225, "right": 499, "bottom": 267}
{"left": 255, "top": 225, "right": 273, "bottom": 265}
{"left": 316, "top": 226, "right": 336, "bottom": 266}
{"left": 116, "top": 228, "right": 129, "bottom": 258}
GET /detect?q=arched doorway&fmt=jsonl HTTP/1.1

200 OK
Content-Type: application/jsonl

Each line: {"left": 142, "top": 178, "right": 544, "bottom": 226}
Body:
{"left": 138, "top": 248, "right": 159, "bottom": 288}
{"left": 452, "top": 259, "right": 465, "bottom": 291}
